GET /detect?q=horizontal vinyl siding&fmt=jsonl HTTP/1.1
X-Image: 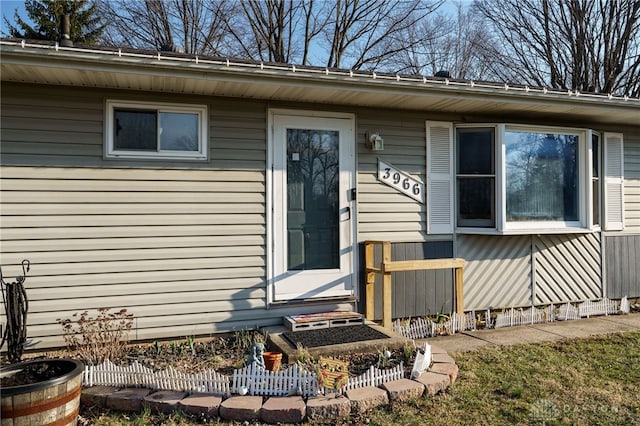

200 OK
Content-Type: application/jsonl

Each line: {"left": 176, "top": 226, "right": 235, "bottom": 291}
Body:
{"left": 1, "top": 166, "right": 268, "bottom": 348}
{"left": 624, "top": 130, "right": 640, "bottom": 231}
{"left": 0, "top": 84, "right": 277, "bottom": 349}
{"left": 357, "top": 111, "right": 431, "bottom": 242}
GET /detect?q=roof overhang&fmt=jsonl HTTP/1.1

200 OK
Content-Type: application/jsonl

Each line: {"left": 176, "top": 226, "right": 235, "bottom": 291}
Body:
{"left": 1, "top": 40, "right": 639, "bottom": 126}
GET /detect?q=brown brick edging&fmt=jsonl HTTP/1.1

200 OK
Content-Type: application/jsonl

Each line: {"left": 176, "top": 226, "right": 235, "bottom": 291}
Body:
{"left": 81, "top": 345, "right": 457, "bottom": 423}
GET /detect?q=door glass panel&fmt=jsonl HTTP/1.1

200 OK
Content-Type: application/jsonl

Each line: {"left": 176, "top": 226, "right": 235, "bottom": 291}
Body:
{"left": 287, "top": 129, "right": 339, "bottom": 270}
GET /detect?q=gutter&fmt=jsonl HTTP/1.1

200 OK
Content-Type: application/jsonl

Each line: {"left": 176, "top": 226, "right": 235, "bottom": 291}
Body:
{"left": 1, "top": 40, "right": 639, "bottom": 118}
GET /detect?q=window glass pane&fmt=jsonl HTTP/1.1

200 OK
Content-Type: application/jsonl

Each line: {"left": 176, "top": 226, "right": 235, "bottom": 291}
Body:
{"left": 592, "top": 133, "right": 600, "bottom": 226}
{"left": 159, "top": 112, "right": 199, "bottom": 151}
{"left": 592, "top": 133, "right": 599, "bottom": 178}
{"left": 505, "top": 131, "right": 579, "bottom": 222}
{"left": 458, "top": 128, "right": 494, "bottom": 174}
{"left": 458, "top": 177, "right": 494, "bottom": 227}
{"left": 114, "top": 109, "right": 156, "bottom": 150}
{"left": 592, "top": 179, "right": 600, "bottom": 226}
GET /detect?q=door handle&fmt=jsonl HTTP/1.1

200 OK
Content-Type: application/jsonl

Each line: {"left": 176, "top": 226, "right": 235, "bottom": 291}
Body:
{"left": 344, "top": 206, "right": 351, "bottom": 221}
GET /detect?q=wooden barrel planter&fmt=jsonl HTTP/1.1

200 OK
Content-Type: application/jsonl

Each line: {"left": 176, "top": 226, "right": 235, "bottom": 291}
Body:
{"left": 1, "top": 358, "right": 84, "bottom": 426}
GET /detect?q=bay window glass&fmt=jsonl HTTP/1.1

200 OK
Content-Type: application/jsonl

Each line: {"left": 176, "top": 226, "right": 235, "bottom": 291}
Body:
{"left": 505, "top": 130, "right": 579, "bottom": 222}
{"left": 592, "top": 133, "right": 600, "bottom": 226}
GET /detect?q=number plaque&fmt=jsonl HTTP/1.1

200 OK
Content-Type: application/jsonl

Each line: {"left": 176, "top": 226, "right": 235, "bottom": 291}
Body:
{"left": 377, "top": 160, "right": 424, "bottom": 203}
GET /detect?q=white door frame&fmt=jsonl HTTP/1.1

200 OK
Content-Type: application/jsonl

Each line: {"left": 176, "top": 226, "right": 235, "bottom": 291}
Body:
{"left": 266, "top": 109, "right": 357, "bottom": 305}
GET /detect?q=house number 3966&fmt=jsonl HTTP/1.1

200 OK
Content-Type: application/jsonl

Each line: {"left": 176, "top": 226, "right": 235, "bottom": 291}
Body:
{"left": 378, "top": 160, "right": 424, "bottom": 203}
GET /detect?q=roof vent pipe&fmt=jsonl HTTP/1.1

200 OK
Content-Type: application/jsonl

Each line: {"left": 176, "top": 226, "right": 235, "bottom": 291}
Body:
{"left": 59, "top": 14, "right": 73, "bottom": 47}
{"left": 435, "top": 70, "right": 451, "bottom": 78}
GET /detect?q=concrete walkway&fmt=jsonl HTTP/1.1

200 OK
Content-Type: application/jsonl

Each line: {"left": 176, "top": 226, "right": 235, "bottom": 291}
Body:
{"left": 420, "top": 312, "right": 640, "bottom": 354}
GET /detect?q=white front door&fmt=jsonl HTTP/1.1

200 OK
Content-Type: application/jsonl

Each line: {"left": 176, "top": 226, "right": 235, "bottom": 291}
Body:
{"left": 269, "top": 111, "right": 356, "bottom": 302}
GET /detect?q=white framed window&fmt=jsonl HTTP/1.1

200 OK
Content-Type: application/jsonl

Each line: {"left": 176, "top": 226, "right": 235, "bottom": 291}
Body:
{"left": 428, "top": 122, "right": 621, "bottom": 235}
{"left": 105, "top": 100, "right": 208, "bottom": 160}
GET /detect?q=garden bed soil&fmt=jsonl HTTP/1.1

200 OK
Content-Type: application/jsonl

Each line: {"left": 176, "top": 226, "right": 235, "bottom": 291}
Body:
{"left": 11, "top": 329, "right": 415, "bottom": 379}
{"left": 0, "top": 361, "right": 69, "bottom": 387}
{"left": 283, "top": 325, "right": 390, "bottom": 348}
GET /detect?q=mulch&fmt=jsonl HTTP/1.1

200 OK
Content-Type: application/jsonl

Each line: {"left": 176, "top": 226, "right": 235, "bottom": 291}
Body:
{"left": 283, "top": 325, "right": 389, "bottom": 348}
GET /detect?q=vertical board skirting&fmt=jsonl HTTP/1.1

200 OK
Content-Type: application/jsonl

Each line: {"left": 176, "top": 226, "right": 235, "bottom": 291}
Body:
{"left": 456, "top": 235, "right": 532, "bottom": 310}
{"left": 533, "top": 233, "right": 602, "bottom": 304}
{"left": 363, "top": 241, "right": 453, "bottom": 320}
{"left": 605, "top": 234, "right": 640, "bottom": 298}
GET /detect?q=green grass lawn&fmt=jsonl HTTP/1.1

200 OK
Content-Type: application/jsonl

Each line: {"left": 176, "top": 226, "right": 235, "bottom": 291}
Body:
{"left": 368, "top": 331, "right": 640, "bottom": 426}
{"left": 82, "top": 331, "right": 640, "bottom": 425}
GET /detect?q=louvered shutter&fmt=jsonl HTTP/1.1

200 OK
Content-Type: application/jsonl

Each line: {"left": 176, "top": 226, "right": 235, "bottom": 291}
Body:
{"left": 603, "top": 132, "right": 624, "bottom": 231}
{"left": 426, "top": 121, "right": 454, "bottom": 234}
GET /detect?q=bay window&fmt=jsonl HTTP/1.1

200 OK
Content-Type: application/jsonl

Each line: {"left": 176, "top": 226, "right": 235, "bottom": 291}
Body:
{"left": 439, "top": 124, "right": 610, "bottom": 234}
{"left": 427, "top": 121, "right": 621, "bottom": 235}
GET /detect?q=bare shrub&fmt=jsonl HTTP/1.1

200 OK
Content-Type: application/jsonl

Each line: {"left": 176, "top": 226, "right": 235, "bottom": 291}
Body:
{"left": 57, "top": 308, "right": 134, "bottom": 365}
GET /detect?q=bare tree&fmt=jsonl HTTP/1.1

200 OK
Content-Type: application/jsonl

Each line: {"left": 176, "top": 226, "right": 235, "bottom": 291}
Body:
{"left": 476, "top": 0, "right": 640, "bottom": 96}
{"left": 395, "top": 3, "right": 493, "bottom": 79}
{"left": 99, "top": 0, "right": 231, "bottom": 55}
{"left": 222, "top": 0, "right": 305, "bottom": 63}
{"left": 96, "top": 0, "right": 446, "bottom": 72}
{"left": 323, "top": 0, "right": 444, "bottom": 71}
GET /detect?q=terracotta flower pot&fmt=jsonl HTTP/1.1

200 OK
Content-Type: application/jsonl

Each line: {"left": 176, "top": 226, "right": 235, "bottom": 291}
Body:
{"left": 263, "top": 351, "right": 282, "bottom": 371}
{"left": 1, "top": 358, "right": 84, "bottom": 426}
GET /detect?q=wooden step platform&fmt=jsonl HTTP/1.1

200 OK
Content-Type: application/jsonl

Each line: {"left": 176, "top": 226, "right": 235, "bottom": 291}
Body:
{"left": 284, "top": 311, "right": 364, "bottom": 332}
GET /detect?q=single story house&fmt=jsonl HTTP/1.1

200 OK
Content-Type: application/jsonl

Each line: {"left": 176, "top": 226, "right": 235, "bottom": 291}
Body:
{"left": 1, "top": 39, "right": 639, "bottom": 349}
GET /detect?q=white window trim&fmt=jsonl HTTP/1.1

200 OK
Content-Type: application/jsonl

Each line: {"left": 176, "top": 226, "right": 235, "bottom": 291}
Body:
{"left": 588, "top": 130, "right": 602, "bottom": 232}
{"left": 105, "top": 100, "right": 208, "bottom": 160}
{"left": 451, "top": 123, "right": 596, "bottom": 235}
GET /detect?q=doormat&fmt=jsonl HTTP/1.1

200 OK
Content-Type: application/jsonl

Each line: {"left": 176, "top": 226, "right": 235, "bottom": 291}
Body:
{"left": 283, "top": 325, "right": 389, "bottom": 348}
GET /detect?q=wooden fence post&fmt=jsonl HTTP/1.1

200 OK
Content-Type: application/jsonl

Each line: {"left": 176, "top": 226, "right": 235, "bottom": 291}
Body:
{"left": 382, "top": 241, "right": 392, "bottom": 329}
{"left": 455, "top": 266, "right": 464, "bottom": 314}
{"left": 365, "top": 241, "right": 375, "bottom": 321}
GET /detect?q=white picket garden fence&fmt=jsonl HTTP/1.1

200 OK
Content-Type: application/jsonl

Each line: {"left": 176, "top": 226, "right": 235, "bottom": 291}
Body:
{"left": 393, "top": 297, "right": 630, "bottom": 338}
{"left": 494, "top": 305, "right": 556, "bottom": 329}
{"left": 343, "top": 362, "right": 404, "bottom": 391}
{"left": 578, "top": 298, "right": 618, "bottom": 318}
{"left": 232, "top": 363, "right": 318, "bottom": 397}
{"left": 81, "top": 296, "right": 630, "bottom": 397}
{"left": 393, "top": 312, "right": 477, "bottom": 339}
{"left": 83, "top": 359, "right": 231, "bottom": 396}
